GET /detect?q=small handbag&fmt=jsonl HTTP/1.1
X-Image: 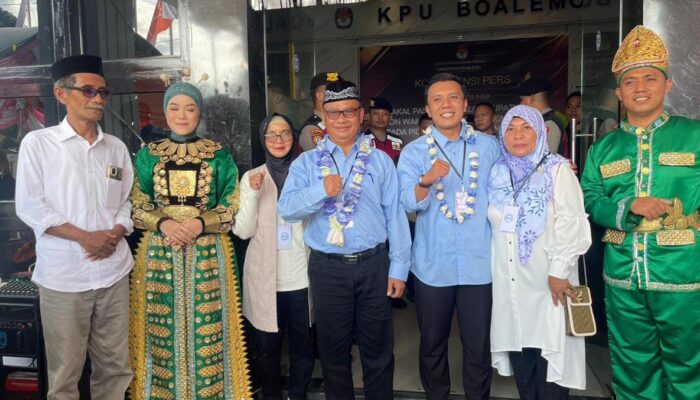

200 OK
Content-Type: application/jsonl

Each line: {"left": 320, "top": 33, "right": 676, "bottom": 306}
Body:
{"left": 564, "top": 256, "right": 597, "bottom": 337}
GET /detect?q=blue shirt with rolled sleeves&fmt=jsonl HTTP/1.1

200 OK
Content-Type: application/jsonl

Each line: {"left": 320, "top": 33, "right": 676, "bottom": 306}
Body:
{"left": 277, "top": 134, "right": 412, "bottom": 281}
{"left": 397, "top": 123, "right": 500, "bottom": 287}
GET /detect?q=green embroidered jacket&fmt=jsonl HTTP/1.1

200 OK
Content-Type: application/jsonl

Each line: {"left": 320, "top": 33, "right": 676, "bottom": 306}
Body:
{"left": 581, "top": 113, "right": 700, "bottom": 292}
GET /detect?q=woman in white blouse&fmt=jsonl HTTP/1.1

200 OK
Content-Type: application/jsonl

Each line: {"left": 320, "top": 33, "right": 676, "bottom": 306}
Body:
{"left": 233, "top": 114, "right": 314, "bottom": 400}
{"left": 487, "top": 105, "right": 592, "bottom": 399}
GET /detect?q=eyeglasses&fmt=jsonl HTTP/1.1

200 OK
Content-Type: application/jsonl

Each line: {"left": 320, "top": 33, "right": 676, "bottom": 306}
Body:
{"left": 324, "top": 107, "right": 360, "bottom": 120}
{"left": 264, "top": 131, "right": 293, "bottom": 143}
{"left": 61, "top": 86, "right": 111, "bottom": 100}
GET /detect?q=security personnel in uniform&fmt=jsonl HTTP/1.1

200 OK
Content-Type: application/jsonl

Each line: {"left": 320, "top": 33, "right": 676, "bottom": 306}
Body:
{"left": 299, "top": 72, "right": 342, "bottom": 151}
{"left": 518, "top": 77, "right": 569, "bottom": 158}
{"left": 364, "top": 96, "right": 403, "bottom": 164}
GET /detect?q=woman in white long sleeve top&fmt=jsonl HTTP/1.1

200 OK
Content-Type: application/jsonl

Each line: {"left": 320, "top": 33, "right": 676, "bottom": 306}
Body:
{"left": 233, "top": 114, "right": 314, "bottom": 400}
{"left": 487, "top": 105, "right": 592, "bottom": 399}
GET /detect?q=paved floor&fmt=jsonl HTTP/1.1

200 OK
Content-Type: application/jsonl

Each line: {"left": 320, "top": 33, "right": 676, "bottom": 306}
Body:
{"left": 282, "top": 300, "right": 614, "bottom": 399}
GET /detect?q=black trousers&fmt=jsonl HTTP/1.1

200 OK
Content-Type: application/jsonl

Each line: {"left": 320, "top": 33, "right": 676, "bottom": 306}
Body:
{"left": 255, "top": 288, "right": 315, "bottom": 400}
{"left": 509, "top": 348, "right": 570, "bottom": 400}
{"left": 414, "top": 278, "right": 492, "bottom": 400}
{"left": 309, "top": 247, "right": 394, "bottom": 400}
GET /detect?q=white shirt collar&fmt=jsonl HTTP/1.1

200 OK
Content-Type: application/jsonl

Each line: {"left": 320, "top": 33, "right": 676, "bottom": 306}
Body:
{"left": 58, "top": 117, "right": 105, "bottom": 144}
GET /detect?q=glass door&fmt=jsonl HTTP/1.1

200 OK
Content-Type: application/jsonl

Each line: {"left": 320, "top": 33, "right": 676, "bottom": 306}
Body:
{"left": 574, "top": 0, "right": 643, "bottom": 168}
{"left": 574, "top": 3, "right": 643, "bottom": 389}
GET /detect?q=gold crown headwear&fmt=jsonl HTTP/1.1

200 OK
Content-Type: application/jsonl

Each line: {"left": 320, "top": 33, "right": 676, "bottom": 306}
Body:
{"left": 612, "top": 25, "right": 669, "bottom": 83}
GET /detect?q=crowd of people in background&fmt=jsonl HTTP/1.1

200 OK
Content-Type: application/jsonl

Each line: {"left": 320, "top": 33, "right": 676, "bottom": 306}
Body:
{"left": 13, "top": 25, "right": 699, "bottom": 400}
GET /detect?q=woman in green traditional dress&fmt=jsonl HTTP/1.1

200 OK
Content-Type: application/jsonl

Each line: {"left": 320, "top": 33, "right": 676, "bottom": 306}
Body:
{"left": 129, "top": 82, "right": 252, "bottom": 400}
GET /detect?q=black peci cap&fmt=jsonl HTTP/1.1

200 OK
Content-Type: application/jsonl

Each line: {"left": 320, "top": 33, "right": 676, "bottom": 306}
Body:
{"left": 50, "top": 54, "right": 104, "bottom": 81}
{"left": 323, "top": 79, "right": 360, "bottom": 104}
{"left": 517, "top": 77, "right": 552, "bottom": 96}
{"left": 368, "top": 97, "right": 393, "bottom": 113}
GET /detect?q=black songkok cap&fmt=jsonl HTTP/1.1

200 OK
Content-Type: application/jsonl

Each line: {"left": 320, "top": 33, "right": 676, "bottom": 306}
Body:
{"left": 368, "top": 97, "right": 393, "bottom": 113}
{"left": 517, "top": 77, "right": 552, "bottom": 96}
{"left": 323, "top": 79, "right": 360, "bottom": 104}
{"left": 310, "top": 72, "right": 341, "bottom": 94}
{"left": 50, "top": 55, "right": 104, "bottom": 81}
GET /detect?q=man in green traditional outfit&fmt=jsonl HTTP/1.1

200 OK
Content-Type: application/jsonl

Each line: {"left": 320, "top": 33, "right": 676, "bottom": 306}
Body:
{"left": 581, "top": 26, "right": 700, "bottom": 400}
{"left": 129, "top": 82, "right": 252, "bottom": 399}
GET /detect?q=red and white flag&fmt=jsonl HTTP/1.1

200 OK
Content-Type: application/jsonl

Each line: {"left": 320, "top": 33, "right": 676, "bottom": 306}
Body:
{"left": 146, "top": 0, "right": 178, "bottom": 45}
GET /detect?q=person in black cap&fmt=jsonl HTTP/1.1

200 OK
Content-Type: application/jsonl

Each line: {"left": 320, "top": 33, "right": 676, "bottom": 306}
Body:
{"left": 299, "top": 71, "right": 342, "bottom": 151}
{"left": 15, "top": 55, "right": 134, "bottom": 400}
{"left": 364, "top": 96, "right": 403, "bottom": 164}
{"left": 518, "top": 77, "right": 569, "bottom": 158}
{"left": 278, "top": 79, "right": 411, "bottom": 400}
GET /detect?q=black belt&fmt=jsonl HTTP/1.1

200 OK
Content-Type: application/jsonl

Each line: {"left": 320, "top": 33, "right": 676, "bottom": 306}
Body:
{"left": 313, "top": 243, "right": 386, "bottom": 264}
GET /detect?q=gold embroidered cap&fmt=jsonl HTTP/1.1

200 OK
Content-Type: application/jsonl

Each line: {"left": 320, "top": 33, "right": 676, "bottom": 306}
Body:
{"left": 612, "top": 25, "right": 669, "bottom": 82}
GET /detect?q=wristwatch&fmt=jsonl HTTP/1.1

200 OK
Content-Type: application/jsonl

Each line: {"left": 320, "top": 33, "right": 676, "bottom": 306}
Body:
{"left": 418, "top": 175, "right": 432, "bottom": 189}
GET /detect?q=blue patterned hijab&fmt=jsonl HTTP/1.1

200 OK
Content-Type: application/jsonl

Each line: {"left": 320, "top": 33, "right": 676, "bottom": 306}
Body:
{"left": 488, "top": 105, "right": 567, "bottom": 265}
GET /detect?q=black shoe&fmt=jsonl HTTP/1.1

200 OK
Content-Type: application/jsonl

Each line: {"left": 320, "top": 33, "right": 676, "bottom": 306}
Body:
{"left": 391, "top": 298, "right": 407, "bottom": 309}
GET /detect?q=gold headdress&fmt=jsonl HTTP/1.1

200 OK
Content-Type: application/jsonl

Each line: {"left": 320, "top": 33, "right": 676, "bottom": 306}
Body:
{"left": 612, "top": 25, "right": 669, "bottom": 82}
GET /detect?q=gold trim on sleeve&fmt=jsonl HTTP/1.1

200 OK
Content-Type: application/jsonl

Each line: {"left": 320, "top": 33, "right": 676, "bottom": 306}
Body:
{"left": 226, "top": 183, "right": 241, "bottom": 216}
{"left": 602, "top": 229, "right": 626, "bottom": 245}
{"left": 200, "top": 205, "right": 234, "bottom": 233}
{"left": 600, "top": 159, "right": 632, "bottom": 179}
{"left": 133, "top": 208, "right": 167, "bottom": 231}
{"left": 130, "top": 176, "right": 151, "bottom": 208}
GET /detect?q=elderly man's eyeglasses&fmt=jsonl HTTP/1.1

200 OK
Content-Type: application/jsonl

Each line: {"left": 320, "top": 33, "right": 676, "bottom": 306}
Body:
{"left": 61, "top": 86, "right": 112, "bottom": 100}
{"left": 264, "top": 131, "right": 293, "bottom": 143}
{"left": 324, "top": 107, "right": 360, "bottom": 120}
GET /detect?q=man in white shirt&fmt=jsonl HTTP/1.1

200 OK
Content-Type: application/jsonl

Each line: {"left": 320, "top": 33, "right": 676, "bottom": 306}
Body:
{"left": 15, "top": 54, "right": 134, "bottom": 400}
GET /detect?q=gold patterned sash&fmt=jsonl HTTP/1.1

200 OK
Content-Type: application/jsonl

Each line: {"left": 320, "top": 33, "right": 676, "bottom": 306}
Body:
{"left": 603, "top": 198, "right": 699, "bottom": 246}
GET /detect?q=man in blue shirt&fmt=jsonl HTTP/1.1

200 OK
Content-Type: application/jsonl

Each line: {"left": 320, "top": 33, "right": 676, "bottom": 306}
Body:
{"left": 278, "top": 79, "right": 411, "bottom": 400}
{"left": 397, "top": 73, "right": 500, "bottom": 400}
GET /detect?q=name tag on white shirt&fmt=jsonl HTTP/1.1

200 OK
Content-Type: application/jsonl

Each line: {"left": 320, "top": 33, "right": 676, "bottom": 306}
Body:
{"left": 277, "top": 224, "right": 293, "bottom": 250}
{"left": 455, "top": 191, "right": 469, "bottom": 214}
{"left": 500, "top": 205, "right": 520, "bottom": 233}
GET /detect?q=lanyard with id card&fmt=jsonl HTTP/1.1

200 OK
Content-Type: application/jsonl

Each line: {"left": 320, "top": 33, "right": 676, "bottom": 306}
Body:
{"left": 455, "top": 189, "right": 470, "bottom": 215}
{"left": 435, "top": 139, "right": 471, "bottom": 214}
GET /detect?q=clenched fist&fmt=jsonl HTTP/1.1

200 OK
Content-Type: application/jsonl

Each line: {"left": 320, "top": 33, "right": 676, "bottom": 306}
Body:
{"left": 249, "top": 170, "right": 265, "bottom": 191}
{"left": 324, "top": 174, "right": 343, "bottom": 197}
{"left": 423, "top": 159, "right": 450, "bottom": 185}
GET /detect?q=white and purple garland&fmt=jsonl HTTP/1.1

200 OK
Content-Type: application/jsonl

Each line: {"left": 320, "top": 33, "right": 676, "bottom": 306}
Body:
{"left": 425, "top": 125, "right": 479, "bottom": 224}
{"left": 315, "top": 136, "right": 373, "bottom": 246}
